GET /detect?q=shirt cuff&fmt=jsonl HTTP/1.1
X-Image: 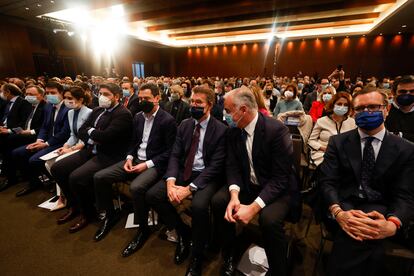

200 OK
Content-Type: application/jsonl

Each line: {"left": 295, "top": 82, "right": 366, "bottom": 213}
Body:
{"left": 189, "top": 183, "right": 198, "bottom": 191}
{"left": 37, "top": 139, "right": 44, "bottom": 142}
{"left": 166, "top": 177, "right": 176, "bottom": 182}
{"left": 8, "top": 129, "right": 12, "bottom": 134}
{"left": 45, "top": 142, "right": 50, "bottom": 146}
{"left": 87, "top": 128, "right": 95, "bottom": 136}
{"left": 254, "top": 197, "right": 266, "bottom": 209}
{"left": 229, "top": 184, "right": 240, "bottom": 192}
{"left": 31, "top": 130, "right": 36, "bottom": 135}
{"left": 126, "top": 155, "right": 134, "bottom": 161}
{"left": 145, "top": 160, "right": 155, "bottom": 168}
{"left": 87, "top": 138, "right": 94, "bottom": 145}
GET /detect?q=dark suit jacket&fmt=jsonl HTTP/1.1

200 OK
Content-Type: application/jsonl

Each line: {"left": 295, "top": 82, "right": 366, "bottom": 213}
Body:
{"left": 79, "top": 104, "right": 133, "bottom": 160}
{"left": 266, "top": 95, "right": 277, "bottom": 112}
{"left": 1, "top": 96, "right": 32, "bottom": 129}
{"left": 28, "top": 101, "right": 46, "bottom": 135}
{"left": 127, "top": 108, "right": 177, "bottom": 175}
{"left": 163, "top": 99, "right": 191, "bottom": 125}
{"left": 320, "top": 129, "right": 414, "bottom": 225}
{"left": 226, "top": 113, "right": 298, "bottom": 206}
{"left": 165, "top": 115, "right": 227, "bottom": 189}
{"left": 37, "top": 103, "right": 70, "bottom": 147}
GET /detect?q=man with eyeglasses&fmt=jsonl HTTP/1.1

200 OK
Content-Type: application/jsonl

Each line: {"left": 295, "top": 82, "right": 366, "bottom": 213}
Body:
{"left": 319, "top": 86, "right": 414, "bottom": 276}
{"left": 385, "top": 75, "right": 414, "bottom": 142}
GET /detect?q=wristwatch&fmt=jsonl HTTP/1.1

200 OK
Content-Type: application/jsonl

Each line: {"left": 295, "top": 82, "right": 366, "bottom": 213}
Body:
{"left": 189, "top": 184, "right": 198, "bottom": 193}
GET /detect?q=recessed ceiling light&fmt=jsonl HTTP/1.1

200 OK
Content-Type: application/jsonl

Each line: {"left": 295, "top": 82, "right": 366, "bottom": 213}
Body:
{"left": 363, "top": 34, "right": 366, "bottom": 37}
{"left": 330, "top": 36, "right": 333, "bottom": 39}
{"left": 25, "top": 7, "right": 29, "bottom": 10}
{"left": 379, "top": 33, "right": 383, "bottom": 36}
{"left": 37, "top": 4, "right": 42, "bottom": 7}
{"left": 346, "top": 36, "right": 349, "bottom": 38}
{"left": 50, "top": 0, "right": 55, "bottom": 3}
{"left": 398, "top": 31, "right": 401, "bottom": 34}
{"left": 402, "top": 25, "right": 407, "bottom": 28}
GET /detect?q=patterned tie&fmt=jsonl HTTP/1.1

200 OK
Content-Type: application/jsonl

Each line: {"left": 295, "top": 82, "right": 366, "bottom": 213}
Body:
{"left": 360, "top": 136, "right": 382, "bottom": 201}
{"left": 183, "top": 123, "right": 201, "bottom": 181}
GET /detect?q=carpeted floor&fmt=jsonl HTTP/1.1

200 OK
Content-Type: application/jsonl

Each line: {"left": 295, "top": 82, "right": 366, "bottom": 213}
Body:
{"left": 0, "top": 181, "right": 324, "bottom": 276}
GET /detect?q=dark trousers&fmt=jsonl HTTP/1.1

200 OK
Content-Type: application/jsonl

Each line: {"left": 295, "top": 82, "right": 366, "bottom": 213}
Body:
{"left": 146, "top": 172, "right": 220, "bottom": 258}
{"left": 327, "top": 201, "right": 389, "bottom": 276}
{"left": 0, "top": 134, "right": 36, "bottom": 182}
{"left": 94, "top": 159, "right": 159, "bottom": 226}
{"left": 50, "top": 149, "right": 120, "bottom": 217}
{"left": 12, "top": 142, "right": 61, "bottom": 187}
{"left": 211, "top": 185, "right": 291, "bottom": 276}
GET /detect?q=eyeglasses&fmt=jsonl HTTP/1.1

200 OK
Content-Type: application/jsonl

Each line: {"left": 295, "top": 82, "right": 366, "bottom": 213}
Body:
{"left": 354, "top": 104, "right": 386, "bottom": 113}
{"left": 397, "top": 89, "right": 414, "bottom": 94}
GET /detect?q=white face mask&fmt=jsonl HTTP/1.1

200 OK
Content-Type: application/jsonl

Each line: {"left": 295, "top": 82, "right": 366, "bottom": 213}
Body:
{"left": 99, "top": 95, "right": 112, "bottom": 109}
{"left": 333, "top": 105, "right": 348, "bottom": 116}
{"left": 64, "top": 99, "right": 77, "bottom": 109}
{"left": 322, "top": 94, "right": 332, "bottom": 102}
{"left": 284, "top": 91, "right": 294, "bottom": 99}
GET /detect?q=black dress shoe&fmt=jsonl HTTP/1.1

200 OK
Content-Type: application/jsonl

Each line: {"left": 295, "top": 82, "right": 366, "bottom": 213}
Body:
{"left": 121, "top": 228, "right": 150, "bottom": 257}
{"left": 94, "top": 212, "right": 121, "bottom": 241}
{"left": 221, "top": 255, "right": 236, "bottom": 276}
{"left": 69, "top": 215, "right": 89, "bottom": 233}
{"left": 185, "top": 257, "right": 202, "bottom": 276}
{"left": 174, "top": 235, "right": 191, "bottom": 264}
{"left": 0, "top": 179, "right": 15, "bottom": 192}
{"left": 57, "top": 208, "right": 79, "bottom": 225}
{"left": 15, "top": 185, "right": 39, "bottom": 197}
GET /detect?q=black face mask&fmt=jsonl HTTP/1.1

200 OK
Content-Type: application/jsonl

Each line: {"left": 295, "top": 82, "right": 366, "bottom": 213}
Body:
{"left": 190, "top": 106, "right": 205, "bottom": 120}
{"left": 265, "top": 90, "right": 272, "bottom": 96}
{"left": 139, "top": 100, "right": 154, "bottom": 113}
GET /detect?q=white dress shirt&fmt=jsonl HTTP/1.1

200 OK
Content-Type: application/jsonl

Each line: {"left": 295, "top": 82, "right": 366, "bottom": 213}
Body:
{"left": 229, "top": 113, "right": 266, "bottom": 209}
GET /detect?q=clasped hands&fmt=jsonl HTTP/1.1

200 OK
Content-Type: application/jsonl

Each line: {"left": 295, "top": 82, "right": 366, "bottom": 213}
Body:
{"left": 335, "top": 209, "right": 397, "bottom": 241}
{"left": 224, "top": 191, "right": 261, "bottom": 225}
{"left": 166, "top": 180, "right": 192, "bottom": 205}
{"left": 123, "top": 159, "right": 148, "bottom": 174}
{"left": 26, "top": 140, "right": 48, "bottom": 151}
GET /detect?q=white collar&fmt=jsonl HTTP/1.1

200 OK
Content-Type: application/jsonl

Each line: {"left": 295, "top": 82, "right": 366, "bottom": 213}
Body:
{"left": 358, "top": 127, "right": 386, "bottom": 142}
{"left": 194, "top": 114, "right": 210, "bottom": 129}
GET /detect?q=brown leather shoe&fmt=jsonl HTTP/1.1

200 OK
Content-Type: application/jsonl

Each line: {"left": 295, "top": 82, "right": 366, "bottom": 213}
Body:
{"left": 57, "top": 208, "right": 79, "bottom": 225}
{"left": 69, "top": 215, "right": 89, "bottom": 233}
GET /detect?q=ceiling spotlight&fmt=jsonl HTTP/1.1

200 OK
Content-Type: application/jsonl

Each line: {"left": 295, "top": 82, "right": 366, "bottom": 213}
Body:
{"left": 67, "top": 31, "right": 75, "bottom": 36}
{"left": 402, "top": 25, "right": 407, "bottom": 28}
{"left": 50, "top": 0, "right": 55, "bottom": 3}
{"left": 363, "top": 34, "right": 366, "bottom": 37}
{"left": 398, "top": 31, "right": 401, "bottom": 34}
{"left": 25, "top": 7, "right": 29, "bottom": 10}
{"left": 330, "top": 36, "right": 333, "bottom": 39}
{"left": 37, "top": 4, "right": 42, "bottom": 7}
{"left": 379, "top": 33, "right": 383, "bottom": 36}
{"left": 346, "top": 36, "right": 349, "bottom": 38}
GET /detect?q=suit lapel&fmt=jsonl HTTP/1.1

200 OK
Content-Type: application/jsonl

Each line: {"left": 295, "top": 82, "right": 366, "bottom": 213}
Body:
{"left": 136, "top": 113, "right": 145, "bottom": 144}
{"left": 202, "top": 117, "right": 214, "bottom": 159}
{"left": 147, "top": 109, "right": 161, "bottom": 145}
{"left": 184, "top": 120, "right": 195, "bottom": 156}
{"left": 373, "top": 132, "right": 399, "bottom": 182}
{"left": 252, "top": 113, "right": 264, "bottom": 163}
{"left": 343, "top": 129, "right": 362, "bottom": 185}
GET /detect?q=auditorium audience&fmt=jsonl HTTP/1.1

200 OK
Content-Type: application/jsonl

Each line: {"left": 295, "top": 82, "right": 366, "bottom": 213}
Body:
{"left": 308, "top": 92, "right": 356, "bottom": 166}
{"left": 13, "top": 82, "right": 70, "bottom": 197}
{"left": 320, "top": 87, "right": 414, "bottom": 276}
{"left": 50, "top": 83, "right": 132, "bottom": 233}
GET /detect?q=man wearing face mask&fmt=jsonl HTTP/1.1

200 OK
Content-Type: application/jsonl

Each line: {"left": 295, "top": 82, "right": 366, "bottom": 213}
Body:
{"left": 385, "top": 75, "right": 414, "bottom": 142}
{"left": 121, "top": 81, "right": 140, "bottom": 117}
{"left": 263, "top": 84, "right": 278, "bottom": 113}
{"left": 146, "top": 86, "right": 227, "bottom": 276}
{"left": 92, "top": 83, "right": 176, "bottom": 253}
{"left": 50, "top": 83, "right": 132, "bottom": 233}
{"left": 0, "top": 85, "right": 46, "bottom": 191}
{"left": 213, "top": 87, "right": 299, "bottom": 276}
{"left": 12, "top": 82, "right": 70, "bottom": 197}
{"left": 320, "top": 87, "right": 414, "bottom": 276}
{"left": 163, "top": 85, "right": 191, "bottom": 125}
{"left": 304, "top": 78, "right": 328, "bottom": 112}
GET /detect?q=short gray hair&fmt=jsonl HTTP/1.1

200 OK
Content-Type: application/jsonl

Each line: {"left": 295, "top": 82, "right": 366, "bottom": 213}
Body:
{"left": 224, "top": 85, "right": 258, "bottom": 111}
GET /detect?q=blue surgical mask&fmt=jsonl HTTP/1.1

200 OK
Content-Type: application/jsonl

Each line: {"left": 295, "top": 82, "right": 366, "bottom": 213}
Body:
{"left": 25, "top": 95, "right": 39, "bottom": 105}
{"left": 333, "top": 105, "right": 348, "bottom": 116}
{"left": 122, "top": 89, "right": 131, "bottom": 98}
{"left": 355, "top": 111, "right": 384, "bottom": 130}
{"left": 46, "top": 94, "right": 61, "bottom": 105}
{"left": 224, "top": 113, "right": 237, "bottom": 128}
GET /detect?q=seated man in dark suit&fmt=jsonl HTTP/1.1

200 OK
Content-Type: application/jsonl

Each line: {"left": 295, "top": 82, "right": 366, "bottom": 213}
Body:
{"left": 212, "top": 87, "right": 298, "bottom": 276}
{"left": 12, "top": 82, "right": 70, "bottom": 197}
{"left": 92, "top": 83, "right": 176, "bottom": 251}
{"left": 121, "top": 81, "right": 141, "bottom": 117}
{"left": 320, "top": 87, "right": 414, "bottom": 276}
{"left": 51, "top": 83, "right": 132, "bottom": 233}
{"left": 146, "top": 86, "right": 227, "bottom": 276}
{"left": 0, "top": 85, "right": 46, "bottom": 191}
{"left": 162, "top": 84, "right": 191, "bottom": 125}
